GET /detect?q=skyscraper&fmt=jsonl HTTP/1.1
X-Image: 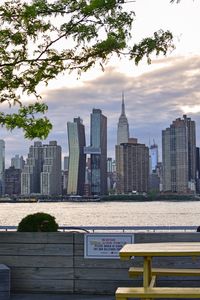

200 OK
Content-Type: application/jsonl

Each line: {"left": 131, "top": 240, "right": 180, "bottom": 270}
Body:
{"left": 162, "top": 115, "right": 196, "bottom": 193}
{"left": 85, "top": 109, "right": 107, "bottom": 195}
{"left": 149, "top": 141, "right": 158, "bottom": 173}
{"left": 117, "top": 93, "right": 129, "bottom": 145}
{"left": 67, "top": 117, "right": 86, "bottom": 195}
{"left": 5, "top": 166, "right": 21, "bottom": 195}
{"left": 116, "top": 139, "right": 149, "bottom": 193}
{"left": 11, "top": 155, "right": 25, "bottom": 170}
{"left": 0, "top": 140, "right": 5, "bottom": 195}
{"left": 21, "top": 141, "right": 43, "bottom": 194}
{"left": 41, "top": 141, "right": 62, "bottom": 195}
{"left": 22, "top": 141, "right": 62, "bottom": 195}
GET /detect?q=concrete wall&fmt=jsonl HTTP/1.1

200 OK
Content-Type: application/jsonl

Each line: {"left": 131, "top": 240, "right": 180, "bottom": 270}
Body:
{"left": 0, "top": 232, "right": 200, "bottom": 294}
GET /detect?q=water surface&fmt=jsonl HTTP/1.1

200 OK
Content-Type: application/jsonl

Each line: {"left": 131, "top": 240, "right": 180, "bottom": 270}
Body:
{"left": 1, "top": 201, "right": 200, "bottom": 227}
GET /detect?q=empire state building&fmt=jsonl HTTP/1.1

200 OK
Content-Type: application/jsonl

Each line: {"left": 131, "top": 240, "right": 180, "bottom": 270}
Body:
{"left": 117, "top": 93, "right": 129, "bottom": 145}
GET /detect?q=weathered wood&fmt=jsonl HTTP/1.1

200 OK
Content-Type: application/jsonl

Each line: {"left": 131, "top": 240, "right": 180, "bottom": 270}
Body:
{"left": 0, "top": 291, "right": 10, "bottom": 300}
{"left": 0, "top": 255, "right": 73, "bottom": 268}
{"left": 129, "top": 266, "right": 200, "bottom": 276}
{"left": 135, "top": 232, "right": 200, "bottom": 243}
{"left": 11, "top": 267, "right": 73, "bottom": 280}
{"left": 0, "top": 264, "right": 10, "bottom": 299}
{"left": 116, "top": 287, "right": 200, "bottom": 299}
{"left": 0, "top": 243, "right": 73, "bottom": 256}
{"left": 75, "top": 279, "right": 136, "bottom": 294}
{"left": 75, "top": 256, "right": 133, "bottom": 268}
{"left": 1, "top": 231, "right": 200, "bottom": 294}
{"left": 0, "top": 232, "right": 73, "bottom": 243}
{"left": 11, "top": 279, "right": 73, "bottom": 292}
{"left": 75, "top": 268, "right": 130, "bottom": 280}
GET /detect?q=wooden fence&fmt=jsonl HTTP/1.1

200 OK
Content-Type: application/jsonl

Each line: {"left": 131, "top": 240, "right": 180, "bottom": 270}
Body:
{"left": 0, "top": 232, "right": 200, "bottom": 294}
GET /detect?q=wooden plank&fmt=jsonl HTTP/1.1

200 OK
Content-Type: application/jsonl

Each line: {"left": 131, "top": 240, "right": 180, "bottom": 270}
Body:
{"left": 0, "top": 232, "right": 73, "bottom": 243}
{"left": 0, "top": 243, "right": 73, "bottom": 256}
{"left": 74, "top": 256, "right": 133, "bottom": 269}
{"left": 11, "top": 279, "right": 73, "bottom": 292}
{"left": 129, "top": 267, "right": 200, "bottom": 276}
{"left": 0, "top": 291, "right": 9, "bottom": 300}
{"left": 75, "top": 268, "right": 131, "bottom": 280}
{"left": 0, "top": 264, "right": 10, "bottom": 292}
{"left": 0, "top": 255, "right": 73, "bottom": 267}
{"left": 149, "top": 275, "right": 156, "bottom": 288}
{"left": 11, "top": 267, "right": 73, "bottom": 280}
{"left": 135, "top": 232, "right": 200, "bottom": 243}
{"left": 116, "top": 287, "right": 200, "bottom": 298}
{"left": 120, "top": 242, "right": 200, "bottom": 258}
{"left": 75, "top": 279, "right": 136, "bottom": 294}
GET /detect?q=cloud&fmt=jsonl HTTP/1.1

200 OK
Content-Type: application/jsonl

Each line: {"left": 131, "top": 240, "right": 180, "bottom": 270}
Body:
{"left": 1, "top": 54, "right": 200, "bottom": 167}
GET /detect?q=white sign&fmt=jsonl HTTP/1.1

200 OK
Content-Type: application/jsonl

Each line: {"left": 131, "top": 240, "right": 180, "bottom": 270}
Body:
{"left": 84, "top": 233, "right": 134, "bottom": 259}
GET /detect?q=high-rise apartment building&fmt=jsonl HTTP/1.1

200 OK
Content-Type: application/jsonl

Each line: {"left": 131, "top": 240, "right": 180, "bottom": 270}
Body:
{"left": 117, "top": 93, "right": 129, "bottom": 145}
{"left": 21, "top": 141, "right": 62, "bottom": 195}
{"left": 5, "top": 166, "right": 21, "bottom": 195}
{"left": 41, "top": 141, "right": 62, "bottom": 195}
{"left": 116, "top": 139, "right": 149, "bottom": 193}
{"left": 85, "top": 109, "right": 107, "bottom": 195}
{"left": 149, "top": 141, "right": 158, "bottom": 173}
{"left": 162, "top": 115, "right": 196, "bottom": 193}
{"left": 0, "top": 140, "right": 5, "bottom": 195}
{"left": 11, "top": 155, "right": 25, "bottom": 170}
{"left": 21, "top": 141, "right": 43, "bottom": 194}
{"left": 67, "top": 117, "right": 86, "bottom": 196}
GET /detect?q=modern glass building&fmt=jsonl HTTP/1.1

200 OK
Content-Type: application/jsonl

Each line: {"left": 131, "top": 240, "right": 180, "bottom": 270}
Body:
{"left": 86, "top": 109, "right": 107, "bottom": 195}
{"left": 67, "top": 117, "right": 86, "bottom": 195}
{"left": 149, "top": 142, "right": 158, "bottom": 173}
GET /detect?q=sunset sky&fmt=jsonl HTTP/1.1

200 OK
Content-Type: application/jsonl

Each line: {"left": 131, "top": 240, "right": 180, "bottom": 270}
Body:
{"left": 1, "top": 0, "right": 200, "bottom": 167}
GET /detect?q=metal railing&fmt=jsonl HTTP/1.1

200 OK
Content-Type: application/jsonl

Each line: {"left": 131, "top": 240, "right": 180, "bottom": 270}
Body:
{"left": 0, "top": 225, "right": 198, "bottom": 232}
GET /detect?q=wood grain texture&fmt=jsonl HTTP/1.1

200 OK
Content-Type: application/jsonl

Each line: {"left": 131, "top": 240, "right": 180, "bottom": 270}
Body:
{"left": 11, "top": 279, "right": 73, "bottom": 292}
{"left": 0, "top": 243, "right": 73, "bottom": 256}
{"left": 0, "top": 255, "right": 73, "bottom": 267}
{"left": 0, "top": 232, "right": 73, "bottom": 243}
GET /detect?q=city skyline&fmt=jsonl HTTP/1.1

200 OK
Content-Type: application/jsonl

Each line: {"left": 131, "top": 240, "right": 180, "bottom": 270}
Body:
{"left": 1, "top": 0, "right": 200, "bottom": 166}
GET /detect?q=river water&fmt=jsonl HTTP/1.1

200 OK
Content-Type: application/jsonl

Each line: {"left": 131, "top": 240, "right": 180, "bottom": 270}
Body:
{"left": 1, "top": 201, "right": 200, "bottom": 227}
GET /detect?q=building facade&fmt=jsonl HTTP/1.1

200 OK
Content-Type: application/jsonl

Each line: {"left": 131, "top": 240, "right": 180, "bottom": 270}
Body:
{"left": 117, "top": 93, "right": 129, "bottom": 145}
{"left": 40, "top": 141, "right": 62, "bottom": 195}
{"left": 67, "top": 117, "right": 86, "bottom": 196}
{"left": 21, "top": 141, "right": 62, "bottom": 195}
{"left": 84, "top": 109, "right": 107, "bottom": 195}
{"left": 0, "top": 140, "right": 5, "bottom": 195}
{"left": 11, "top": 155, "right": 25, "bottom": 170}
{"left": 162, "top": 115, "right": 196, "bottom": 193}
{"left": 21, "top": 141, "right": 43, "bottom": 195}
{"left": 116, "top": 140, "right": 149, "bottom": 194}
{"left": 149, "top": 142, "right": 158, "bottom": 173}
{"left": 5, "top": 166, "right": 21, "bottom": 195}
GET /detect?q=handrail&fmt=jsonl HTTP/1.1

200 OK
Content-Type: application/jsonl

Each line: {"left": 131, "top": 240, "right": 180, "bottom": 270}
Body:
{"left": 0, "top": 225, "right": 198, "bottom": 232}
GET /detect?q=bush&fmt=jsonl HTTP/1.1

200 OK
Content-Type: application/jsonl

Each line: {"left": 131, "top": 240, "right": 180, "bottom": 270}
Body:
{"left": 17, "top": 212, "right": 58, "bottom": 232}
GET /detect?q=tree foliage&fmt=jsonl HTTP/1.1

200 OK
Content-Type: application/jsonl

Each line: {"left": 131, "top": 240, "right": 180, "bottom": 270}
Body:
{"left": 0, "top": 0, "right": 174, "bottom": 139}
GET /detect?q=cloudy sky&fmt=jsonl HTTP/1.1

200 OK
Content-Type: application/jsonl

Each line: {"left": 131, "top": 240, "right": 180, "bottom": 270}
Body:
{"left": 1, "top": 0, "right": 200, "bottom": 167}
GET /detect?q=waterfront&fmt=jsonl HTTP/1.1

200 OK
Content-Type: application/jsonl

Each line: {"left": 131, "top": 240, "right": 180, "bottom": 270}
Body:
{"left": 1, "top": 201, "right": 200, "bottom": 227}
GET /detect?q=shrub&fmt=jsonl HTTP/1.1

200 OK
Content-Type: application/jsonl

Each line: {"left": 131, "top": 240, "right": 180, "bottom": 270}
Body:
{"left": 17, "top": 212, "right": 58, "bottom": 232}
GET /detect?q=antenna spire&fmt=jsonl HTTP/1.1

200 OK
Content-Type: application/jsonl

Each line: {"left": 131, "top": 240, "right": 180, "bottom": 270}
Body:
{"left": 121, "top": 91, "right": 125, "bottom": 115}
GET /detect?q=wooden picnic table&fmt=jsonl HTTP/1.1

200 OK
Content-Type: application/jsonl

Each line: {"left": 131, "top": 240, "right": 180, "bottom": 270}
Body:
{"left": 116, "top": 242, "right": 200, "bottom": 299}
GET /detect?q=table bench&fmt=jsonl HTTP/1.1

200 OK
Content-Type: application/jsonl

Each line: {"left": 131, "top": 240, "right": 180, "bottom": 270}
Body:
{"left": 116, "top": 287, "right": 200, "bottom": 299}
{"left": 129, "top": 266, "right": 200, "bottom": 277}
{"left": 116, "top": 242, "right": 200, "bottom": 300}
